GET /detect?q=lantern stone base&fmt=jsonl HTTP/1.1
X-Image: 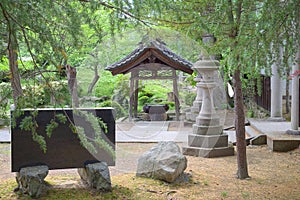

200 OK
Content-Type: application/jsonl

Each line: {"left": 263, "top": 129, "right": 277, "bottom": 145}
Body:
{"left": 188, "top": 134, "right": 229, "bottom": 148}
{"left": 192, "top": 124, "right": 223, "bottom": 135}
{"left": 182, "top": 145, "right": 234, "bottom": 158}
{"left": 183, "top": 133, "right": 234, "bottom": 158}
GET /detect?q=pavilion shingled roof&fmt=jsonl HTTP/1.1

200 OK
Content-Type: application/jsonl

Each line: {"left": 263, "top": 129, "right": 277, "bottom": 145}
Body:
{"left": 105, "top": 39, "right": 193, "bottom": 75}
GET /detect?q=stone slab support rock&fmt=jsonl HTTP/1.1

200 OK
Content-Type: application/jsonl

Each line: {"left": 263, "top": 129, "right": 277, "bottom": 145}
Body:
{"left": 78, "top": 161, "right": 112, "bottom": 192}
{"left": 15, "top": 165, "right": 49, "bottom": 198}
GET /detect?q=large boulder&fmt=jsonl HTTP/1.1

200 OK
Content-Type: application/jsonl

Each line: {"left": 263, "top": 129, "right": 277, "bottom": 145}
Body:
{"left": 78, "top": 161, "right": 112, "bottom": 192}
{"left": 15, "top": 165, "right": 49, "bottom": 198}
{"left": 136, "top": 141, "right": 187, "bottom": 183}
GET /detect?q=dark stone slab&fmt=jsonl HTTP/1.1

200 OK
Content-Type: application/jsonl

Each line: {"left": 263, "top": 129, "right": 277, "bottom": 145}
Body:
{"left": 11, "top": 108, "right": 115, "bottom": 172}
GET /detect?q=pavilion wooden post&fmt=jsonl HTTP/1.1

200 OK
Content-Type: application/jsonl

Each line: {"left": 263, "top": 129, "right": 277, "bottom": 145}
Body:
{"left": 134, "top": 79, "right": 139, "bottom": 118}
{"left": 129, "top": 75, "right": 134, "bottom": 121}
{"left": 172, "top": 69, "right": 180, "bottom": 121}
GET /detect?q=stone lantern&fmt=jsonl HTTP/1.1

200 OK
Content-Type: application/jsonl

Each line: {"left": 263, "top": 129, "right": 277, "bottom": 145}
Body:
{"left": 182, "top": 56, "right": 234, "bottom": 158}
{"left": 185, "top": 74, "right": 203, "bottom": 122}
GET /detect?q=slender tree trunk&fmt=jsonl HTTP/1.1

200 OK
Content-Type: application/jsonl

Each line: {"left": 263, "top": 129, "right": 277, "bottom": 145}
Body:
{"left": 87, "top": 65, "right": 99, "bottom": 94}
{"left": 226, "top": 0, "right": 249, "bottom": 179}
{"left": 233, "top": 67, "right": 250, "bottom": 179}
{"left": 66, "top": 64, "right": 79, "bottom": 107}
{"left": 8, "top": 24, "right": 23, "bottom": 106}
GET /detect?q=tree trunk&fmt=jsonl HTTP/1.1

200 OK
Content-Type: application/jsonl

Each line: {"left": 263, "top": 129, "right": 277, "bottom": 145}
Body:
{"left": 233, "top": 68, "right": 250, "bottom": 179}
{"left": 66, "top": 64, "right": 79, "bottom": 107}
{"left": 8, "top": 23, "right": 23, "bottom": 106}
{"left": 87, "top": 65, "right": 99, "bottom": 94}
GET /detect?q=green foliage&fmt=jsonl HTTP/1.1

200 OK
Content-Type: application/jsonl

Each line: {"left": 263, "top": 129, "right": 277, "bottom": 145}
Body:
{"left": 100, "top": 100, "right": 127, "bottom": 120}
{"left": 15, "top": 80, "right": 70, "bottom": 108}
{"left": 46, "top": 113, "right": 68, "bottom": 138}
{"left": 17, "top": 108, "right": 114, "bottom": 159}
{"left": 22, "top": 85, "right": 45, "bottom": 107}
{"left": 73, "top": 110, "right": 115, "bottom": 160}
{"left": 160, "top": 101, "right": 175, "bottom": 110}
{"left": 0, "top": 57, "right": 9, "bottom": 71}
{"left": 94, "top": 71, "right": 119, "bottom": 98}
{"left": 19, "top": 114, "right": 47, "bottom": 153}
{"left": 0, "top": 179, "right": 137, "bottom": 200}
{"left": 185, "top": 72, "right": 197, "bottom": 87}
{"left": 137, "top": 81, "right": 174, "bottom": 111}
{"left": 0, "top": 82, "right": 11, "bottom": 119}
{"left": 112, "top": 74, "right": 130, "bottom": 111}
{"left": 19, "top": 116, "right": 34, "bottom": 132}
{"left": 139, "top": 96, "right": 151, "bottom": 105}
{"left": 46, "top": 120, "right": 59, "bottom": 138}
{"left": 184, "top": 92, "right": 197, "bottom": 107}
{"left": 43, "top": 80, "right": 71, "bottom": 107}
{"left": 56, "top": 113, "right": 67, "bottom": 124}
{"left": 221, "top": 191, "right": 229, "bottom": 198}
{"left": 75, "top": 125, "right": 98, "bottom": 155}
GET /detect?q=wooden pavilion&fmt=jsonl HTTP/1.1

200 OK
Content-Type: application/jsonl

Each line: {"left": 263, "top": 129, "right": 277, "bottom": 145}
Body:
{"left": 105, "top": 39, "right": 193, "bottom": 121}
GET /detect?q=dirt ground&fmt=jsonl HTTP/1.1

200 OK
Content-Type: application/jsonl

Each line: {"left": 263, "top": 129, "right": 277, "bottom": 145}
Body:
{"left": 1, "top": 143, "right": 300, "bottom": 199}
{"left": 1, "top": 110, "right": 300, "bottom": 199}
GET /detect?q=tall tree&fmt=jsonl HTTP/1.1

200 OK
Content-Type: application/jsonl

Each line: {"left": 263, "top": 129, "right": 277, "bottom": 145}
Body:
{"left": 1, "top": 4, "right": 23, "bottom": 105}
{"left": 0, "top": 1, "right": 85, "bottom": 106}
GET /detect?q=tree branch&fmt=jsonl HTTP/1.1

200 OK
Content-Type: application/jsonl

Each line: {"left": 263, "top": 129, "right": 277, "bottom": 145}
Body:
{"left": 145, "top": 17, "right": 195, "bottom": 25}
{"left": 236, "top": 0, "right": 243, "bottom": 27}
{"left": 79, "top": 0, "right": 150, "bottom": 26}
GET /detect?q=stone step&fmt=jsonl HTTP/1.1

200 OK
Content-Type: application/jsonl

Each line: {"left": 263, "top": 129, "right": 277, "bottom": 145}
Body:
{"left": 267, "top": 138, "right": 300, "bottom": 152}
{"left": 245, "top": 126, "right": 267, "bottom": 145}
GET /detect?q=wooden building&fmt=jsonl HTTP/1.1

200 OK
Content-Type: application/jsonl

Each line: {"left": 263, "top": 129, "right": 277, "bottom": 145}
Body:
{"left": 105, "top": 39, "right": 193, "bottom": 120}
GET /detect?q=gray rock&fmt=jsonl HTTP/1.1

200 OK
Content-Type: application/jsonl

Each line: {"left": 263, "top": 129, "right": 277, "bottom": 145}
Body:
{"left": 78, "top": 162, "right": 112, "bottom": 192}
{"left": 16, "top": 165, "right": 49, "bottom": 198}
{"left": 136, "top": 141, "right": 187, "bottom": 183}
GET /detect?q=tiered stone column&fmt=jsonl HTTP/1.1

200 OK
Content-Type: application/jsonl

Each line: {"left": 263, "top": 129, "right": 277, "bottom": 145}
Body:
{"left": 182, "top": 57, "right": 234, "bottom": 158}
{"left": 186, "top": 74, "right": 203, "bottom": 122}
{"left": 269, "top": 47, "right": 284, "bottom": 121}
{"left": 287, "top": 51, "right": 300, "bottom": 134}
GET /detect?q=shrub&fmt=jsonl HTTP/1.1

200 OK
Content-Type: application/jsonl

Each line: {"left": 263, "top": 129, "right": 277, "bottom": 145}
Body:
{"left": 0, "top": 82, "right": 11, "bottom": 119}
{"left": 138, "top": 96, "right": 150, "bottom": 105}
{"left": 99, "top": 100, "right": 127, "bottom": 119}
{"left": 184, "top": 92, "right": 196, "bottom": 106}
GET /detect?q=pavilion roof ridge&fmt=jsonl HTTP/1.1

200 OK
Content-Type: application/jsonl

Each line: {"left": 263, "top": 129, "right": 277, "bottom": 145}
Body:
{"left": 149, "top": 39, "right": 193, "bottom": 67}
{"left": 105, "top": 39, "right": 193, "bottom": 75}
